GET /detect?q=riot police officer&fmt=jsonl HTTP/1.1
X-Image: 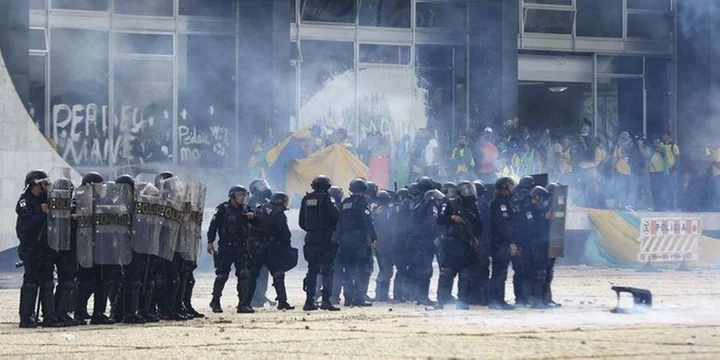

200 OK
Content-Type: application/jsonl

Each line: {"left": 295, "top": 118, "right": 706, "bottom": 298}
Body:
{"left": 17, "top": 170, "right": 63, "bottom": 328}
{"left": 51, "top": 175, "right": 81, "bottom": 326}
{"left": 207, "top": 185, "right": 260, "bottom": 314}
{"left": 511, "top": 175, "right": 536, "bottom": 306}
{"left": 372, "top": 190, "right": 394, "bottom": 302}
{"left": 529, "top": 186, "right": 552, "bottom": 308}
{"left": 441, "top": 182, "right": 457, "bottom": 198}
{"left": 436, "top": 182, "right": 482, "bottom": 310}
{"left": 407, "top": 189, "right": 444, "bottom": 305}
{"left": 299, "top": 175, "right": 341, "bottom": 311}
{"left": 543, "top": 183, "right": 562, "bottom": 308}
{"left": 390, "top": 188, "right": 412, "bottom": 303}
{"left": 366, "top": 181, "right": 379, "bottom": 203}
{"left": 248, "top": 179, "right": 276, "bottom": 308}
{"left": 467, "top": 180, "right": 491, "bottom": 305}
{"left": 489, "top": 177, "right": 518, "bottom": 310}
{"left": 336, "top": 178, "right": 378, "bottom": 307}
{"left": 328, "top": 186, "right": 345, "bottom": 305}
{"left": 247, "top": 192, "right": 296, "bottom": 310}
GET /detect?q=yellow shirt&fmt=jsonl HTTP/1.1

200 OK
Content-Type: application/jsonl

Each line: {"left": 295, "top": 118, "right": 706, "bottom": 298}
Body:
{"left": 613, "top": 147, "right": 631, "bottom": 176}
{"left": 662, "top": 143, "right": 680, "bottom": 168}
{"left": 649, "top": 150, "right": 665, "bottom": 173}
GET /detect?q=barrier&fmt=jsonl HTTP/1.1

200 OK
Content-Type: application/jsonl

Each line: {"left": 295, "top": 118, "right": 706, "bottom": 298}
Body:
{"left": 637, "top": 217, "right": 702, "bottom": 263}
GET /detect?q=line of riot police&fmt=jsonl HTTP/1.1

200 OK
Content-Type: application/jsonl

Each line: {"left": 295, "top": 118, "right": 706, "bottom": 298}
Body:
{"left": 16, "top": 169, "right": 207, "bottom": 328}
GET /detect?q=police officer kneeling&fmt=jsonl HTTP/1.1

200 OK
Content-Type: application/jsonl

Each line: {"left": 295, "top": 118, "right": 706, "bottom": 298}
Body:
{"left": 207, "top": 185, "right": 260, "bottom": 314}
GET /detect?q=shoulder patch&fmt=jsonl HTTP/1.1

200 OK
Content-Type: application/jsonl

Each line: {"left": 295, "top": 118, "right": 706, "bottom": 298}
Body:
{"left": 265, "top": 207, "right": 273, "bottom": 214}
{"left": 364, "top": 209, "right": 371, "bottom": 216}
{"left": 500, "top": 204, "right": 507, "bottom": 212}
{"left": 342, "top": 202, "right": 353, "bottom": 210}
{"left": 306, "top": 199, "right": 318, "bottom": 206}
{"left": 526, "top": 211, "right": 533, "bottom": 220}
{"left": 19, "top": 199, "right": 27, "bottom": 208}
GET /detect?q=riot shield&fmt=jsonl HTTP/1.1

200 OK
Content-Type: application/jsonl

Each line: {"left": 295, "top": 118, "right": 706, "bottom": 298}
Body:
{"left": 548, "top": 185, "right": 568, "bottom": 258}
{"left": 179, "top": 182, "right": 207, "bottom": 262}
{"left": 93, "top": 182, "right": 133, "bottom": 265}
{"left": 74, "top": 185, "right": 95, "bottom": 268}
{"left": 47, "top": 167, "right": 74, "bottom": 251}
{"left": 156, "top": 177, "right": 184, "bottom": 261}
{"left": 131, "top": 182, "right": 162, "bottom": 256}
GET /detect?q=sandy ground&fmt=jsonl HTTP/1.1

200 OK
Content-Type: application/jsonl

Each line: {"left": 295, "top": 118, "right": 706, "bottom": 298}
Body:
{"left": 0, "top": 266, "right": 719, "bottom": 359}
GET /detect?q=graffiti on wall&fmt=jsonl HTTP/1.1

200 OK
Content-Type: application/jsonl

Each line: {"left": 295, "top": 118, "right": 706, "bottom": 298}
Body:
{"left": 177, "top": 106, "right": 230, "bottom": 165}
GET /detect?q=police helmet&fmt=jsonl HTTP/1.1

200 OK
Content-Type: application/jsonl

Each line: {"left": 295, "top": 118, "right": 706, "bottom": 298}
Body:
{"left": 311, "top": 175, "right": 332, "bottom": 192}
{"left": 328, "top": 186, "right": 343, "bottom": 201}
{"left": 456, "top": 181, "right": 477, "bottom": 199}
{"left": 349, "top": 178, "right": 368, "bottom": 194}
{"left": 530, "top": 186, "right": 550, "bottom": 200}
{"left": 228, "top": 185, "right": 248, "bottom": 198}
{"left": 518, "top": 175, "right": 535, "bottom": 190}
{"left": 366, "top": 182, "right": 379, "bottom": 198}
{"left": 270, "top": 192, "right": 290, "bottom": 210}
{"left": 473, "top": 180, "right": 486, "bottom": 197}
{"left": 547, "top": 182, "right": 560, "bottom": 195}
{"left": 407, "top": 182, "right": 420, "bottom": 197}
{"left": 417, "top": 176, "right": 434, "bottom": 194}
{"left": 24, "top": 169, "right": 49, "bottom": 187}
{"left": 155, "top": 171, "right": 174, "bottom": 183}
{"left": 249, "top": 179, "right": 272, "bottom": 198}
{"left": 423, "top": 189, "right": 445, "bottom": 204}
{"left": 376, "top": 190, "right": 391, "bottom": 206}
{"left": 495, "top": 177, "right": 516, "bottom": 191}
{"left": 81, "top": 172, "right": 104, "bottom": 186}
{"left": 441, "top": 182, "right": 457, "bottom": 196}
{"left": 116, "top": 174, "right": 135, "bottom": 188}
{"left": 393, "top": 188, "right": 409, "bottom": 203}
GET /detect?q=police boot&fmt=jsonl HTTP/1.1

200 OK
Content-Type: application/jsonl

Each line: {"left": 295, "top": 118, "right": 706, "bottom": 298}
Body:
{"left": 273, "top": 273, "right": 295, "bottom": 310}
{"left": 109, "top": 283, "right": 124, "bottom": 323}
{"left": 19, "top": 282, "right": 39, "bottom": 328}
{"left": 90, "top": 282, "right": 115, "bottom": 325}
{"left": 74, "top": 281, "right": 92, "bottom": 323}
{"left": 184, "top": 275, "right": 204, "bottom": 318}
{"left": 236, "top": 276, "right": 255, "bottom": 314}
{"left": 140, "top": 281, "right": 160, "bottom": 323}
{"left": 415, "top": 278, "right": 434, "bottom": 306}
{"left": 123, "top": 282, "right": 146, "bottom": 324}
{"left": 176, "top": 275, "right": 194, "bottom": 319}
{"left": 374, "top": 281, "right": 390, "bottom": 302}
{"left": 40, "top": 282, "right": 64, "bottom": 328}
{"left": 210, "top": 274, "right": 227, "bottom": 313}
{"left": 55, "top": 281, "right": 78, "bottom": 326}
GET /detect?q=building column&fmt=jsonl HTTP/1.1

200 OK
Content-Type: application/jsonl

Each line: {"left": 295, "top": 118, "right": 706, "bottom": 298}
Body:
{"left": 0, "top": 0, "right": 30, "bottom": 107}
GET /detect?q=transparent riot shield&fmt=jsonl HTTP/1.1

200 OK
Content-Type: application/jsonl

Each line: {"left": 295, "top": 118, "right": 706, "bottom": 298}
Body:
{"left": 548, "top": 185, "right": 569, "bottom": 258}
{"left": 179, "top": 182, "right": 207, "bottom": 261}
{"left": 131, "top": 182, "right": 162, "bottom": 256}
{"left": 47, "top": 167, "right": 74, "bottom": 251}
{"left": 74, "top": 185, "right": 94, "bottom": 268}
{"left": 93, "top": 182, "right": 133, "bottom": 265}
{"left": 156, "top": 177, "right": 184, "bottom": 261}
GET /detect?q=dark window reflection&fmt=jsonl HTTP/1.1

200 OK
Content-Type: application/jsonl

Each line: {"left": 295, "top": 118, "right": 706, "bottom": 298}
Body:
{"left": 524, "top": 9, "right": 574, "bottom": 34}
{"left": 597, "top": 56, "right": 643, "bottom": 75}
{"left": 114, "top": 59, "right": 174, "bottom": 164}
{"left": 359, "top": 44, "right": 410, "bottom": 64}
{"left": 179, "top": 35, "right": 236, "bottom": 166}
{"left": 52, "top": 0, "right": 109, "bottom": 11}
{"left": 301, "top": 0, "right": 355, "bottom": 23}
{"left": 29, "top": 55, "right": 46, "bottom": 133}
{"left": 628, "top": 0, "right": 671, "bottom": 11}
{"left": 115, "top": 0, "right": 173, "bottom": 16}
{"left": 50, "top": 29, "right": 109, "bottom": 166}
{"left": 30, "top": 29, "right": 47, "bottom": 51}
{"left": 359, "top": 0, "right": 410, "bottom": 28}
{"left": 179, "top": 0, "right": 234, "bottom": 17}
{"left": 115, "top": 33, "right": 174, "bottom": 55}
{"left": 576, "top": 0, "right": 622, "bottom": 38}
{"left": 416, "top": 2, "right": 465, "bottom": 30}
{"left": 628, "top": 13, "right": 672, "bottom": 40}
{"left": 525, "top": 0, "right": 572, "bottom": 5}
{"left": 30, "top": 0, "right": 46, "bottom": 10}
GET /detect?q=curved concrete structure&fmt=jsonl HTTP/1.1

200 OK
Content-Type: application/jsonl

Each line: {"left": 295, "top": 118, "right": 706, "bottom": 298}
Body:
{"left": 0, "top": 48, "right": 80, "bottom": 252}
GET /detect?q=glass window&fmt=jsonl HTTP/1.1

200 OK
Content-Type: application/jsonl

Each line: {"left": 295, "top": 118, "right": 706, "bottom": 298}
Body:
{"left": 178, "top": 35, "right": 236, "bottom": 166}
{"left": 179, "top": 0, "right": 234, "bottom": 17}
{"left": 417, "top": 45, "right": 453, "bottom": 68}
{"left": 524, "top": 9, "right": 574, "bottom": 34}
{"left": 115, "top": 33, "right": 174, "bottom": 55}
{"left": 359, "top": 0, "right": 410, "bottom": 28}
{"left": 30, "top": 0, "right": 46, "bottom": 10}
{"left": 628, "top": 0, "right": 671, "bottom": 11}
{"left": 416, "top": 2, "right": 465, "bottom": 30}
{"left": 30, "top": 28, "right": 48, "bottom": 51}
{"left": 51, "top": 0, "right": 109, "bottom": 11}
{"left": 359, "top": 45, "right": 410, "bottom": 65}
{"left": 576, "top": 0, "right": 622, "bottom": 38}
{"left": 628, "top": 13, "right": 672, "bottom": 40}
{"left": 50, "top": 29, "right": 109, "bottom": 166}
{"left": 29, "top": 55, "right": 47, "bottom": 133}
{"left": 597, "top": 56, "right": 643, "bottom": 75}
{"left": 114, "top": 59, "right": 174, "bottom": 164}
{"left": 525, "top": 0, "right": 572, "bottom": 5}
{"left": 115, "top": 0, "right": 173, "bottom": 16}
{"left": 301, "top": 0, "right": 356, "bottom": 23}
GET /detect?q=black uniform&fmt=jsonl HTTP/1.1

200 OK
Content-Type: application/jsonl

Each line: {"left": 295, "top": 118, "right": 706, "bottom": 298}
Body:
{"left": 55, "top": 199, "right": 79, "bottom": 325}
{"left": 16, "top": 190, "right": 58, "bottom": 327}
{"left": 489, "top": 192, "right": 516, "bottom": 307}
{"left": 372, "top": 204, "right": 394, "bottom": 302}
{"left": 207, "top": 201, "right": 259, "bottom": 309}
{"left": 407, "top": 199, "right": 440, "bottom": 304}
{"left": 247, "top": 202, "right": 294, "bottom": 306}
{"left": 530, "top": 206, "right": 551, "bottom": 306}
{"left": 511, "top": 189, "right": 534, "bottom": 305}
{"left": 299, "top": 190, "right": 340, "bottom": 306}
{"left": 390, "top": 200, "right": 413, "bottom": 302}
{"left": 436, "top": 197, "right": 483, "bottom": 307}
{"left": 467, "top": 196, "right": 491, "bottom": 305}
{"left": 336, "top": 195, "right": 377, "bottom": 306}
{"left": 248, "top": 193, "right": 273, "bottom": 307}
